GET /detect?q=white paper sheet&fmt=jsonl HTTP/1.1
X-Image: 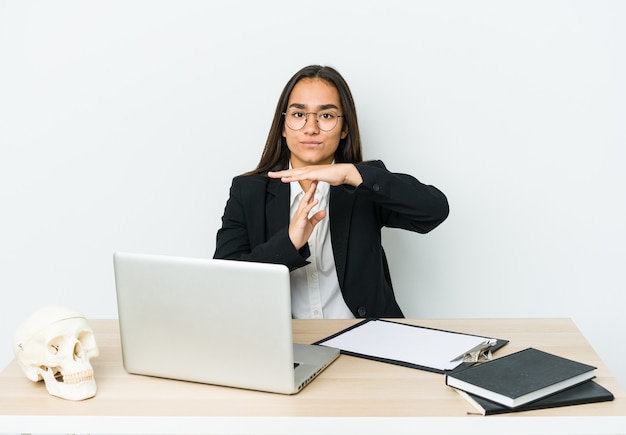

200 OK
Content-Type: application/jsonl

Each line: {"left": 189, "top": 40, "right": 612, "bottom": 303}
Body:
{"left": 319, "top": 319, "right": 496, "bottom": 371}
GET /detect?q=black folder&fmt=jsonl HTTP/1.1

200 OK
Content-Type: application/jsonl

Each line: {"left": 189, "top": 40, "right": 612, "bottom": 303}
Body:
{"left": 314, "top": 318, "right": 508, "bottom": 374}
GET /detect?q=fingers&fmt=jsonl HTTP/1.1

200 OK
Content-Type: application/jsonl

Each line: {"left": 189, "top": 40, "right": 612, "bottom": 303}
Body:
{"left": 288, "top": 181, "right": 326, "bottom": 250}
{"left": 295, "top": 181, "right": 319, "bottom": 220}
{"left": 267, "top": 168, "right": 308, "bottom": 183}
{"left": 301, "top": 179, "right": 318, "bottom": 203}
{"left": 268, "top": 166, "right": 329, "bottom": 183}
{"left": 268, "top": 164, "right": 362, "bottom": 187}
{"left": 309, "top": 209, "right": 327, "bottom": 226}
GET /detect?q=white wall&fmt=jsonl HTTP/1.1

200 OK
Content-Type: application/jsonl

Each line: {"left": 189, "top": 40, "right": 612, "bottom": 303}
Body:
{"left": 1, "top": 0, "right": 624, "bottom": 389}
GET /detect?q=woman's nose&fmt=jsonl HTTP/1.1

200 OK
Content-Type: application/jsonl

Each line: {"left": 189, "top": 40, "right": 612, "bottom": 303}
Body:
{"left": 302, "top": 113, "right": 320, "bottom": 133}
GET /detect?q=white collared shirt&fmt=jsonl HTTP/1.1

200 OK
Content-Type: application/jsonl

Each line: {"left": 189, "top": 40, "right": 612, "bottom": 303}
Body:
{"left": 289, "top": 179, "right": 354, "bottom": 319}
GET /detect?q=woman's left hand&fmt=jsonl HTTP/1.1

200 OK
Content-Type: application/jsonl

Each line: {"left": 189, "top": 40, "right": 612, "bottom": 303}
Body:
{"left": 268, "top": 164, "right": 363, "bottom": 187}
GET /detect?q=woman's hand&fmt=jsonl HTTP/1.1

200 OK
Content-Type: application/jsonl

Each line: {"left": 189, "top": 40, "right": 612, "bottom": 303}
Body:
{"left": 288, "top": 181, "right": 326, "bottom": 250}
{"left": 268, "top": 163, "right": 363, "bottom": 188}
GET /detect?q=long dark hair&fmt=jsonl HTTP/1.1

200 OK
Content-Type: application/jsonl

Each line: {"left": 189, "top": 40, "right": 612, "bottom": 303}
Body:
{"left": 246, "top": 65, "right": 362, "bottom": 175}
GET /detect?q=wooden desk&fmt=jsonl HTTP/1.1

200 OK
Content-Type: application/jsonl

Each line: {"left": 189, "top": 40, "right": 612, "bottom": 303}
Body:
{"left": 1, "top": 318, "right": 624, "bottom": 434}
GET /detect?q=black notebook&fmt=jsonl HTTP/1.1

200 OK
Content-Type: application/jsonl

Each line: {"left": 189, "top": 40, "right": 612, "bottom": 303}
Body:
{"left": 454, "top": 380, "right": 613, "bottom": 415}
{"left": 445, "top": 347, "right": 597, "bottom": 408}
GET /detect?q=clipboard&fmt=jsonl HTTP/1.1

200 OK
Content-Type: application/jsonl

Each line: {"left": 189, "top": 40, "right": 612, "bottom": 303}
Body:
{"left": 314, "top": 318, "right": 508, "bottom": 374}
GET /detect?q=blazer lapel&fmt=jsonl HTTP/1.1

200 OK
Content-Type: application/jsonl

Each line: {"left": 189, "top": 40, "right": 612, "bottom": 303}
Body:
{"left": 266, "top": 177, "right": 290, "bottom": 237}
{"left": 329, "top": 186, "right": 356, "bottom": 287}
{"left": 264, "top": 179, "right": 355, "bottom": 287}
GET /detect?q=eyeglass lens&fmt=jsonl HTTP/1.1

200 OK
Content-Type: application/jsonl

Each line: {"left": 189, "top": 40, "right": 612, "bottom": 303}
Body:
{"left": 284, "top": 109, "right": 341, "bottom": 131}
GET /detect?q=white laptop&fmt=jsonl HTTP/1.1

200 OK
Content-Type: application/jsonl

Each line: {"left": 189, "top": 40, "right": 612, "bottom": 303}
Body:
{"left": 113, "top": 252, "right": 339, "bottom": 394}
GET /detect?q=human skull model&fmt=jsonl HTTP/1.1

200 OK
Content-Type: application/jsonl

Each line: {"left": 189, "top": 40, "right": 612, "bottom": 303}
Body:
{"left": 13, "top": 305, "right": 99, "bottom": 400}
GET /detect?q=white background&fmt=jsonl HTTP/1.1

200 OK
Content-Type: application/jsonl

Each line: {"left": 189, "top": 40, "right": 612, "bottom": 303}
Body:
{"left": 1, "top": 0, "right": 624, "bottom": 391}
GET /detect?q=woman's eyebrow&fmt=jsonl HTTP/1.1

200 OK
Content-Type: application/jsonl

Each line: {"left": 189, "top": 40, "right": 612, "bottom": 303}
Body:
{"left": 288, "top": 103, "right": 340, "bottom": 110}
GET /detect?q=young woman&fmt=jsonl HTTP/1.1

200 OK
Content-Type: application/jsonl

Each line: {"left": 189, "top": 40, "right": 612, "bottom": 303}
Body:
{"left": 214, "top": 65, "right": 449, "bottom": 319}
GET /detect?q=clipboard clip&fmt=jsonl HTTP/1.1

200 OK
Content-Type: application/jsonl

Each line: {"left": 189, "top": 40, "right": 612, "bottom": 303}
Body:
{"left": 450, "top": 339, "right": 497, "bottom": 363}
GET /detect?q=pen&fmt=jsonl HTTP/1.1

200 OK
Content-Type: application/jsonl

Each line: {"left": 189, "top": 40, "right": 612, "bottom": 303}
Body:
{"left": 450, "top": 339, "right": 497, "bottom": 363}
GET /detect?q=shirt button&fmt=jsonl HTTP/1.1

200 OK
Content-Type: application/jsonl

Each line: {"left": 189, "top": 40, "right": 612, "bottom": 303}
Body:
{"left": 372, "top": 184, "right": 380, "bottom": 192}
{"left": 357, "top": 307, "right": 367, "bottom": 317}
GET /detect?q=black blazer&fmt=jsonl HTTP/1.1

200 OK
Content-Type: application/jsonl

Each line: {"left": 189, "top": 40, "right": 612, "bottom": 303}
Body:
{"left": 214, "top": 160, "right": 449, "bottom": 318}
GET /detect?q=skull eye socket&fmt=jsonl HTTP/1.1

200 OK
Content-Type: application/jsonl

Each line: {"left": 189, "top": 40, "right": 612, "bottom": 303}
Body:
{"left": 46, "top": 336, "right": 87, "bottom": 358}
{"left": 47, "top": 337, "right": 63, "bottom": 355}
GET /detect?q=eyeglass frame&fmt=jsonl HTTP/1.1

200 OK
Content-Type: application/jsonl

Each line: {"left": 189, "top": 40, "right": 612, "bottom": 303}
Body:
{"left": 282, "top": 109, "right": 345, "bottom": 132}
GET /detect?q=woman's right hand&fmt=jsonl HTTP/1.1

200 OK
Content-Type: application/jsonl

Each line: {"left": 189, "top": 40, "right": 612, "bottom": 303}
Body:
{"left": 288, "top": 181, "right": 326, "bottom": 250}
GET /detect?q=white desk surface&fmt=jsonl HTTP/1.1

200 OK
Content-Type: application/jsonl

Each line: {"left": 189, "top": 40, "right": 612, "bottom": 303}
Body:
{"left": 1, "top": 318, "right": 625, "bottom": 435}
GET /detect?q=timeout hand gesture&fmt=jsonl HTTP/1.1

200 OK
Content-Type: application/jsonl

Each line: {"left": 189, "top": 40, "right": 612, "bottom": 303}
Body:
{"left": 268, "top": 164, "right": 363, "bottom": 250}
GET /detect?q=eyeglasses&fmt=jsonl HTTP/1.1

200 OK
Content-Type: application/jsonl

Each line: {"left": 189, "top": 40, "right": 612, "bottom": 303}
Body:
{"left": 282, "top": 109, "right": 344, "bottom": 132}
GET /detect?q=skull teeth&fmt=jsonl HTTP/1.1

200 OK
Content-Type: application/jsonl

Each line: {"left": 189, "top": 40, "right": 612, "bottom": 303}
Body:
{"left": 57, "top": 370, "right": 95, "bottom": 384}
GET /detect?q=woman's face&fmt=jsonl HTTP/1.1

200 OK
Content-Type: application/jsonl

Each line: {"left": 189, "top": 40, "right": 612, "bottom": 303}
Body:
{"left": 282, "top": 78, "right": 348, "bottom": 168}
